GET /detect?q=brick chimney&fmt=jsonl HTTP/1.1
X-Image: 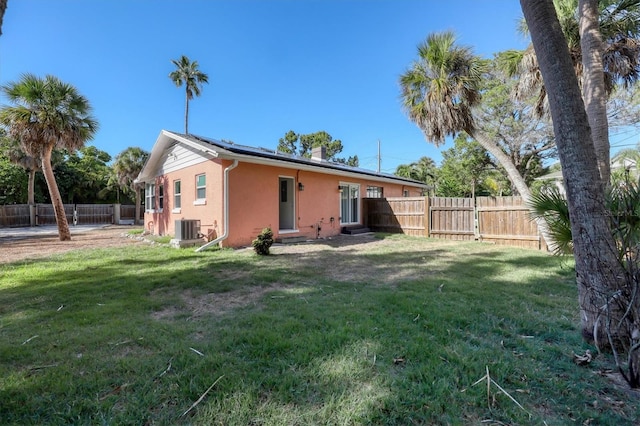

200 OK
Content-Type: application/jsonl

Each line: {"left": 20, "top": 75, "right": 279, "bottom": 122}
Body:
{"left": 311, "top": 146, "right": 326, "bottom": 162}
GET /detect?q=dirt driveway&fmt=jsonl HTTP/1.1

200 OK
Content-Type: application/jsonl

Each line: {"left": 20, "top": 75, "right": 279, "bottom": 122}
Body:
{"left": 0, "top": 226, "right": 439, "bottom": 270}
{"left": 0, "top": 225, "right": 144, "bottom": 264}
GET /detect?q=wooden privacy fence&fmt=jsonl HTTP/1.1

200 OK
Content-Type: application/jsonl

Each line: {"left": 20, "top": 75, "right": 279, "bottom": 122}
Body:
{"left": 0, "top": 204, "right": 31, "bottom": 227}
{"left": 430, "top": 197, "right": 475, "bottom": 241}
{"left": 0, "top": 204, "right": 138, "bottom": 228}
{"left": 476, "top": 197, "right": 545, "bottom": 250}
{"left": 363, "top": 196, "right": 545, "bottom": 251}
{"left": 362, "top": 197, "right": 427, "bottom": 237}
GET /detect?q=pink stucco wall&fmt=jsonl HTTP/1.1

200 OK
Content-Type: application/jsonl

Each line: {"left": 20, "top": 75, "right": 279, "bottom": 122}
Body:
{"left": 144, "top": 159, "right": 224, "bottom": 239}
{"left": 144, "top": 158, "right": 423, "bottom": 248}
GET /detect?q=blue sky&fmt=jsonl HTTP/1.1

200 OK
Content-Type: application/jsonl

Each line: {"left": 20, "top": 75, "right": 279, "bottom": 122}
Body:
{"left": 1, "top": 1, "right": 528, "bottom": 173}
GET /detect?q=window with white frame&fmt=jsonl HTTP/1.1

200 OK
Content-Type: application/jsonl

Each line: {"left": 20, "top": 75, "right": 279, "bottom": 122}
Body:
{"left": 366, "top": 186, "right": 383, "bottom": 198}
{"left": 173, "top": 180, "right": 181, "bottom": 210}
{"left": 145, "top": 183, "right": 156, "bottom": 212}
{"left": 158, "top": 184, "right": 164, "bottom": 211}
{"left": 194, "top": 174, "right": 207, "bottom": 204}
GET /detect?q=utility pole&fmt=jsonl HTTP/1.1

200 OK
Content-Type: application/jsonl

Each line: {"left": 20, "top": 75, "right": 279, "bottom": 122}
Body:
{"left": 377, "top": 139, "right": 381, "bottom": 173}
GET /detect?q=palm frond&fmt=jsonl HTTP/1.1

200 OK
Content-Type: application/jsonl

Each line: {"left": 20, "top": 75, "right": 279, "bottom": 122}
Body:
{"left": 399, "top": 31, "right": 485, "bottom": 146}
{"left": 528, "top": 188, "right": 573, "bottom": 255}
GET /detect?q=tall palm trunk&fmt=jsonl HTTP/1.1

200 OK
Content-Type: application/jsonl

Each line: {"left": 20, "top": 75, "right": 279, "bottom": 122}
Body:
{"left": 184, "top": 89, "right": 190, "bottom": 135}
{"left": 467, "top": 128, "right": 531, "bottom": 199}
{"left": 27, "top": 169, "right": 35, "bottom": 205}
{"left": 521, "top": 0, "right": 626, "bottom": 344}
{"left": 579, "top": 0, "right": 610, "bottom": 186}
{"left": 0, "top": 0, "right": 6, "bottom": 36}
{"left": 134, "top": 184, "right": 142, "bottom": 226}
{"left": 41, "top": 146, "right": 71, "bottom": 241}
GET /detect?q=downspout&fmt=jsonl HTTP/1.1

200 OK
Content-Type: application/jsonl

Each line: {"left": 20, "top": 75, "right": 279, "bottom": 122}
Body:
{"left": 196, "top": 160, "right": 239, "bottom": 252}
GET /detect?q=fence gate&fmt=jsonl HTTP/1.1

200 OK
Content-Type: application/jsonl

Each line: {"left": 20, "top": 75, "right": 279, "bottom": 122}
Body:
{"left": 75, "top": 204, "right": 114, "bottom": 225}
{"left": 36, "top": 204, "right": 75, "bottom": 226}
{"left": 428, "top": 197, "right": 475, "bottom": 240}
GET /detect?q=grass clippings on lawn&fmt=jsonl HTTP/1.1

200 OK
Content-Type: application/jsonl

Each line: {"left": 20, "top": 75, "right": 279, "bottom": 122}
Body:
{"left": 1, "top": 232, "right": 639, "bottom": 425}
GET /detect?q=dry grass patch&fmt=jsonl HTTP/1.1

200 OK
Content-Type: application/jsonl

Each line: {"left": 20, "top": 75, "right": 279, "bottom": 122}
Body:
{"left": 152, "top": 284, "right": 298, "bottom": 320}
{"left": 269, "top": 233, "right": 461, "bottom": 285}
{"left": 0, "top": 226, "right": 143, "bottom": 264}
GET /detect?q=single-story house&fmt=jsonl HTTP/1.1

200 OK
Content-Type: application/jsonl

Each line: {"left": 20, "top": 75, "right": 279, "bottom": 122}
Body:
{"left": 136, "top": 130, "right": 427, "bottom": 248}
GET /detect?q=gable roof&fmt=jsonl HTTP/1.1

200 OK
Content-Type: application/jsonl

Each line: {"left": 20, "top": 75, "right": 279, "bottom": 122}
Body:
{"left": 138, "top": 130, "right": 427, "bottom": 188}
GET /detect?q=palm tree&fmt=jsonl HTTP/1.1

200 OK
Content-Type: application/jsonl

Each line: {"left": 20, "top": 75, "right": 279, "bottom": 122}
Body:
{"left": 169, "top": 55, "right": 209, "bottom": 134}
{"left": 395, "top": 157, "right": 438, "bottom": 195}
{"left": 514, "top": 0, "right": 640, "bottom": 102}
{"left": 579, "top": 0, "right": 610, "bottom": 185}
{"left": 511, "top": 0, "right": 640, "bottom": 184}
{"left": 521, "top": 0, "right": 630, "bottom": 353}
{"left": 0, "top": 74, "right": 98, "bottom": 241}
{"left": 399, "top": 31, "right": 533, "bottom": 199}
{"left": 113, "top": 147, "right": 149, "bottom": 225}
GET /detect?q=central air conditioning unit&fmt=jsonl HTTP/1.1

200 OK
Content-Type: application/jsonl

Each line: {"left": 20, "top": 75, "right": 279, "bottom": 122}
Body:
{"left": 175, "top": 219, "right": 201, "bottom": 240}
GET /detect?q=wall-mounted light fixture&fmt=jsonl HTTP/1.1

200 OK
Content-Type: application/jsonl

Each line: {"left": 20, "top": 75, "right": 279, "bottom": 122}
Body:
{"left": 298, "top": 182, "right": 304, "bottom": 191}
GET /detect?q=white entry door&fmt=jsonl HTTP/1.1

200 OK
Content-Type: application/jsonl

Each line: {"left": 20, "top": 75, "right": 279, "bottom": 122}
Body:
{"left": 279, "top": 177, "right": 295, "bottom": 230}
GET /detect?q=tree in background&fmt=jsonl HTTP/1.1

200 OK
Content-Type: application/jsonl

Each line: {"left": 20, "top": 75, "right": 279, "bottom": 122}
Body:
{"left": 277, "top": 130, "right": 359, "bottom": 166}
{"left": 333, "top": 155, "right": 359, "bottom": 167}
{"left": 607, "top": 82, "right": 640, "bottom": 130}
{"left": 0, "top": 131, "right": 40, "bottom": 204}
{"left": 395, "top": 156, "right": 438, "bottom": 194}
{"left": 437, "top": 135, "right": 505, "bottom": 198}
{"left": 0, "top": 74, "right": 98, "bottom": 241}
{"left": 169, "top": 55, "right": 209, "bottom": 135}
{"left": 400, "top": 32, "right": 535, "bottom": 199}
{"left": 0, "top": 151, "right": 27, "bottom": 204}
{"left": 277, "top": 130, "right": 301, "bottom": 155}
{"left": 478, "top": 56, "right": 555, "bottom": 190}
{"left": 113, "top": 147, "right": 149, "bottom": 225}
{"left": 99, "top": 169, "right": 124, "bottom": 204}
{"left": 54, "top": 146, "right": 113, "bottom": 203}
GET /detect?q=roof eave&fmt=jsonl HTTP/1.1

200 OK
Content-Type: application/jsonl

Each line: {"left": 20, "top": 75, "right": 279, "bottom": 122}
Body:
{"left": 216, "top": 150, "right": 428, "bottom": 187}
{"left": 136, "top": 130, "right": 225, "bottom": 182}
{"left": 138, "top": 130, "right": 427, "bottom": 189}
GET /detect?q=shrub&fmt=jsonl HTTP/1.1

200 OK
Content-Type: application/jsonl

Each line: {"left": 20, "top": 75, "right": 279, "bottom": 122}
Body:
{"left": 252, "top": 227, "right": 274, "bottom": 255}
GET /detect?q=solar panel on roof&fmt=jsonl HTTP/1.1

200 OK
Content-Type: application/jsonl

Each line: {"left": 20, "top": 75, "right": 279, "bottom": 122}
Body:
{"left": 181, "top": 133, "right": 424, "bottom": 185}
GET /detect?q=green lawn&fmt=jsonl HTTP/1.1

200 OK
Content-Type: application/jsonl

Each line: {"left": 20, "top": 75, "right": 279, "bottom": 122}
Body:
{"left": 0, "top": 234, "right": 637, "bottom": 425}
